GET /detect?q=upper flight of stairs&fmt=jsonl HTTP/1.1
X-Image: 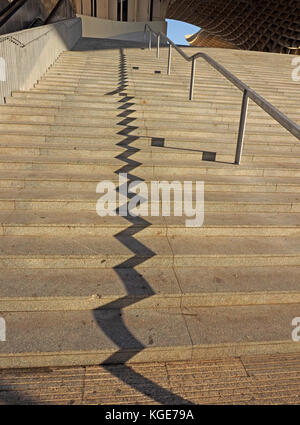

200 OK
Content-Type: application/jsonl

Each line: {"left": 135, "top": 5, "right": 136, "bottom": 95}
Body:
{"left": 0, "top": 39, "right": 300, "bottom": 369}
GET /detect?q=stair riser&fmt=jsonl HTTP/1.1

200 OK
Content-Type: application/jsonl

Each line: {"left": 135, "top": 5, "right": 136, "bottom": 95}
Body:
{"left": 34, "top": 81, "right": 243, "bottom": 95}
{"left": 0, "top": 112, "right": 286, "bottom": 126}
{"left": 8, "top": 97, "right": 300, "bottom": 116}
{"left": 32, "top": 87, "right": 300, "bottom": 105}
{"left": 1, "top": 340, "right": 299, "bottom": 369}
{"left": 0, "top": 200, "right": 298, "bottom": 212}
{"left": 39, "top": 78, "right": 243, "bottom": 91}
{"left": 1, "top": 226, "right": 299, "bottom": 237}
{"left": 0, "top": 149, "right": 299, "bottom": 165}
{"left": 0, "top": 255, "right": 299, "bottom": 269}
{"left": 0, "top": 125, "right": 295, "bottom": 141}
{"left": 0, "top": 142, "right": 298, "bottom": 155}
{"left": 0, "top": 102, "right": 262, "bottom": 116}
{"left": 41, "top": 76, "right": 299, "bottom": 94}
{"left": 1, "top": 162, "right": 300, "bottom": 179}
{"left": 36, "top": 84, "right": 298, "bottom": 101}
{"left": 30, "top": 86, "right": 300, "bottom": 106}
{"left": 38, "top": 68, "right": 300, "bottom": 84}
{"left": 0, "top": 111, "right": 288, "bottom": 128}
{"left": 10, "top": 94, "right": 300, "bottom": 113}
{"left": 0, "top": 133, "right": 297, "bottom": 151}
{"left": 1, "top": 178, "right": 300, "bottom": 193}
{"left": 1, "top": 290, "right": 300, "bottom": 312}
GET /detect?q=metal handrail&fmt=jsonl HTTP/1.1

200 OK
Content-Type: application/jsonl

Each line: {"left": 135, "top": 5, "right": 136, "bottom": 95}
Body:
{"left": 144, "top": 24, "right": 300, "bottom": 165}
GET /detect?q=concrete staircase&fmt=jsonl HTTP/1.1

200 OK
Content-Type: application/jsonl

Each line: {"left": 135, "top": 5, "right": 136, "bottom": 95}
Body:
{"left": 0, "top": 39, "right": 300, "bottom": 369}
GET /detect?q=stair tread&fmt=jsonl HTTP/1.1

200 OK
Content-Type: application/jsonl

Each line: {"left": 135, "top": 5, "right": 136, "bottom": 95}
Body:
{"left": 1, "top": 266, "right": 300, "bottom": 300}
{"left": 2, "top": 210, "right": 300, "bottom": 227}
{"left": 1, "top": 169, "right": 300, "bottom": 185}
{"left": 1, "top": 144, "right": 300, "bottom": 160}
{"left": 1, "top": 155, "right": 300, "bottom": 170}
{"left": 0, "top": 304, "right": 299, "bottom": 368}
{"left": 0, "top": 188, "right": 299, "bottom": 202}
{"left": 0, "top": 234, "right": 299, "bottom": 257}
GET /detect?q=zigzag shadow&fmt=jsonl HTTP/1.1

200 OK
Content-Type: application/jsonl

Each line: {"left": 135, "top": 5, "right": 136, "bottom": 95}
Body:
{"left": 93, "top": 48, "right": 193, "bottom": 404}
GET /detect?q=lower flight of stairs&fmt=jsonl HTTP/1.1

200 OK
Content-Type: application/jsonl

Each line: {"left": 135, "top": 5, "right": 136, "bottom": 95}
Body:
{"left": 0, "top": 42, "right": 300, "bottom": 369}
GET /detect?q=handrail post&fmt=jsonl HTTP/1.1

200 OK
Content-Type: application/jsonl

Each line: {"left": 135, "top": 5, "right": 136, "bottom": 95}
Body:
{"left": 235, "top": 89, "right": 249, "bottom": 165}
{"left": 167, "top": 43, "right": 172, "bottom": 75}
{"left": 157, "top": 33, "right": 160, "bottom": 58}
{"left": 148, "top": 30, "right": 152, "bottom": 50}
{"left": 189, "top": 57, "right": 196, "bottom": 100}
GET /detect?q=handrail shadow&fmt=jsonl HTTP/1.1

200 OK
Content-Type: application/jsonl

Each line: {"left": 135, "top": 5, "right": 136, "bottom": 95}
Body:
{"left": 92, "top": 48, "right": 193, "bottom": 405}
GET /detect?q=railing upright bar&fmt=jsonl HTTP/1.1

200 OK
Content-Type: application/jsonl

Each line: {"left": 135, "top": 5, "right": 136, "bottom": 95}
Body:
{"left": 148, "top": 29, "right": 152, "bottom": 50}
{"left": 143, "top": 24, "right": 300, "bottom": 164}
{"left": 120, "top": 0, "right": 123, "bottom": 22}
{"left": 157, "top": 33, "right": 160, "bottom": 58}
{"left": 189, "top": 57, "right": 196, "bottom": 100}
{"left": 167, "top": 43, "right": 172, "bottom": 75}
{"left": 235, "top": 89, "right": 249, "bottom": 165}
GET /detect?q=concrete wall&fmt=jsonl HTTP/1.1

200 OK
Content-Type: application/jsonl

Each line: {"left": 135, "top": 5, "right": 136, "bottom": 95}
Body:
{"left": 78, "top": 14, "right": 167, "bottom": 41}
{"left": 73, "top": 0, "right": 165, "bottom": 22}
{"left": 0, "top": 17, "right": 81, "bottom": 103}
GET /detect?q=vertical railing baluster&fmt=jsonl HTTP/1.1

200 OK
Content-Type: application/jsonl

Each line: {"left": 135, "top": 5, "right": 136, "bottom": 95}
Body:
{"left": 189, "top": 57, "right": 196, "bottom": 100}
{"left": 167, "top": 43, "right": 172, "bottom": 75}
{"left": 149, "top": 30, "right": 152, "bottom": 50}
{"left": 235, "top": 89, "right": 249, "bottom": 165}
{"left": 120, "top": 0, "right": 123, "bottom": 22}
{"left": 157, "top": 34, "right": 160, "bottom": 58}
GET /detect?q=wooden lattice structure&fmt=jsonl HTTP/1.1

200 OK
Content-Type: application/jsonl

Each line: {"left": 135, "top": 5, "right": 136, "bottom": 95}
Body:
{"left": 186, "top": 30, "right": 237, "bottom": 49}
{"left": 166, "top": 0, "right": 300, "bottom": 53}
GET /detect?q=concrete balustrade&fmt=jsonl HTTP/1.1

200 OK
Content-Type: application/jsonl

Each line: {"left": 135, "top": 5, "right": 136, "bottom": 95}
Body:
{"left": 0, "top": 18, "right": 82, "bottom": 104}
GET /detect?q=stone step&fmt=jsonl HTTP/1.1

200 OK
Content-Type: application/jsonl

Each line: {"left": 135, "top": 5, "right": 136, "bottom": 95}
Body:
{"left": 1, "top": 169, "right": 300, "bottom": 192}
{"left": 16, "top": 86, "right": 300, "bottom": 107}
{"left": 0, "top": 113, "right": 287, "bottom": 130}
{"left": 30, "top": 84, "right": 300, "bottom": 105}
{"left": 36, "top": 78, "right": 299, "bottom": 98}
{"left": 34, "top": 80, "right": 242, "bottom": 94}
{"left": 0, "top": 234, "right": 299, "bottom": 268}
{"left": 0, "top": 304, "right": 299, "bottom": 369}
{"left": 1, "top": 211, "right": 300, "bottom": 237}
{"left": 10, "top": 91, "right": 300, "bottom": 113}
{"left": 44, "top": 73, "right": 296, "bottom": 94}
{"left": 29, "top": 88, "right": 299, "bottom": 109}
{"left": 4, "top": 100, "right": 299, "bottom": 126}
{"left": 0, "top": 142, "right": 300, "bottom": 165}
{"left": 1, "top": 182, "right": 299, "bottom": 199}
{"left": 1, "top": 161, "right": 300, "bottom": 180}
{"left": 0, "top": 132, "right": 297, "bottom": 152}
{"left": 42, "top": 74, "right": 298, "bottom": 95}
{"left": 0, "top": 138, "right": 299, "bottom": 156}
{"left": 1, "top": 155, "right": 300, "bottom": 178}
{"left": 8, "top": 88, "right": 297, "bottom": 108}
{"left": 1, "top": 265, "right": 300, "bottom": 312}
{"left": 0, "top": 122, "right": 295, "bottom": 143}
{"left": 0, "top": 106, "right": 290, "bottom": 125}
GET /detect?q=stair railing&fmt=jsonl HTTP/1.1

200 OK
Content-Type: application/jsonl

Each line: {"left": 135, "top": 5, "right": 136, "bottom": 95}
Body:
{"left": 144, "top": 24, "right": 300, "bottom": 165}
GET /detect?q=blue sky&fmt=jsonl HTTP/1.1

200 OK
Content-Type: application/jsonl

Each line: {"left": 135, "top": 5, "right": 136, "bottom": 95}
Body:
{"left": 166, "top": 19, "right": 200, "bottom": 46}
